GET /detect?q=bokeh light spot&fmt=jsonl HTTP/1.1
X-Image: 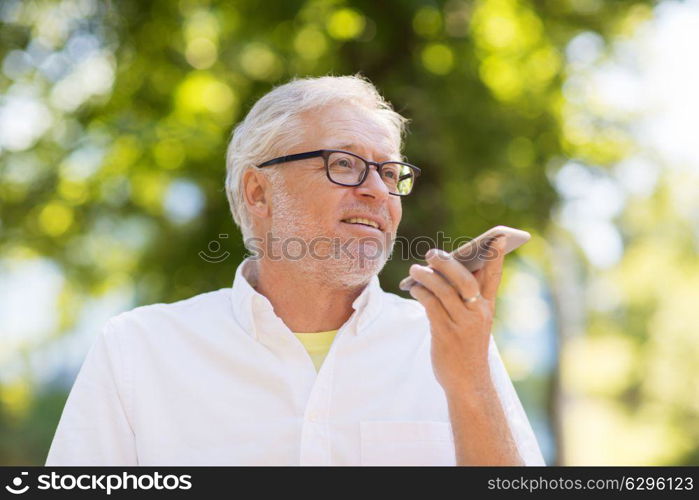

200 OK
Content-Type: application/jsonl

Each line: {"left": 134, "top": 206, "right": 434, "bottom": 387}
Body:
{"left": 38, "top": 201, "right": 74, "bottom": 237}
{"left": 294, "top": 26, "right": 327, "bottom": 59}
{"left": 239, "top": 43, "right": 282, "bottom": 81}
{"left": 413, "top": 6, "right": 442, "bottom": 37}
{"left": 421, "top": 43, "right": 454, "bottom": 75}
{"left": 326, "top": 8, "right": 365, "bottom": 40}
{"left": 185, "top": 37, "right": 218, "bottom": 69}
{"left": 175, "top": 72, "right": 237, "bottom": 114}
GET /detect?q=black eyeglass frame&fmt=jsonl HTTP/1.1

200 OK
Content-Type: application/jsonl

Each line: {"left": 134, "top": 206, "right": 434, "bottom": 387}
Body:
{"left": 255, "top": 149, "right": 421, "bottom": 196}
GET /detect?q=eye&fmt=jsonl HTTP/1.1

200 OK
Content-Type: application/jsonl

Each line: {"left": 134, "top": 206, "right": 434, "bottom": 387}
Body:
{"left": 329, "top": 154, "right": 357, "bottom": 169}
{"left": 381, "top": 164, "right": 401, "bottom": 180}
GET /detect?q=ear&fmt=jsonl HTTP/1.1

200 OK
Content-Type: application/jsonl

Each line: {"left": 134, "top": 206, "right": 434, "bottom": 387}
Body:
{"left": 242, "top": 168, "right": 272, "bottom": 219}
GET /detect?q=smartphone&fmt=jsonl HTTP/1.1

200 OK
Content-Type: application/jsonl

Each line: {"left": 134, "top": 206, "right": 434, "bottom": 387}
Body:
{"left": 398, "top": 225, "right": 531, "bottom": 291}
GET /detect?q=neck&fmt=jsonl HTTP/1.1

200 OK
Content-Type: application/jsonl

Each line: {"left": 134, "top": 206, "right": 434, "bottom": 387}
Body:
{"left": 243, "top": 258, "right": 370, "bottom": 333}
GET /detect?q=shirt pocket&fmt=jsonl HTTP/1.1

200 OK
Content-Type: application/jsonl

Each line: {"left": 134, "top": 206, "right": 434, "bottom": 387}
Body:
{"left": 359, "top": 421, "right": 456, "bottom": 466}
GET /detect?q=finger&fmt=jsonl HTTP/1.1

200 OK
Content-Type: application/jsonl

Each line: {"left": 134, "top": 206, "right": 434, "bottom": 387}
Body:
{"left": 408, "top": 264, "right": 464, "bottom": 323}
{"left": 424, "top": 249, "right": 480, "bottom": 303}
{"left": 479, "top": 235, "right": 506, "bottom": 301}
{"left": 408, "top": 282, "right": 454, "bottom": 329}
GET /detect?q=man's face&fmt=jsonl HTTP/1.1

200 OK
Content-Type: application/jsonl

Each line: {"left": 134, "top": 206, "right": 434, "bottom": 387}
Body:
{"left": 265, "top": 103, "right": 403, "bottom": 287}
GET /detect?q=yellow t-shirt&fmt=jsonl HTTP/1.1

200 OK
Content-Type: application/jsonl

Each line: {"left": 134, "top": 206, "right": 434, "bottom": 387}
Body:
{"left": 293, "top": 330, "right": 338, "bottom": 372}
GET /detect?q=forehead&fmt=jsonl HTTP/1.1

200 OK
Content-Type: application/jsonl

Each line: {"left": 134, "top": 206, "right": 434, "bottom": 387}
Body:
{"left": 296, "top": 104, "right": 399, "bottom": 158}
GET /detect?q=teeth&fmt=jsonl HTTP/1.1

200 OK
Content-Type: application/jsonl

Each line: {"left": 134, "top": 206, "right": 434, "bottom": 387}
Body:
{"left": 343, "top": 217, "right": 380, "bottom": 230}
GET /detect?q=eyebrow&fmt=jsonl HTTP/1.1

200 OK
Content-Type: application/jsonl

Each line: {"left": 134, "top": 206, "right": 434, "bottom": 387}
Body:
{"left": 331, "top": 144, "right": 396, "bottom": 161}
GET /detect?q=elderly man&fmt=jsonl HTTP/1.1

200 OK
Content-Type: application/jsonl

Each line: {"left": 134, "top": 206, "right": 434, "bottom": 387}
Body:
{"left": 46, "top": 75, "right": 545, "bottom": 466}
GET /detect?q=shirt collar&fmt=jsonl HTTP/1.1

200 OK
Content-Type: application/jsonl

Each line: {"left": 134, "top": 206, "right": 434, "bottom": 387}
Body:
{"left": 229, "top": 257, "right": 384, "bottom": 341}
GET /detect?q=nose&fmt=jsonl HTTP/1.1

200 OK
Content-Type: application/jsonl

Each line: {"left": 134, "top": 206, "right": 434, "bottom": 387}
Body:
{"left": 354, "top": 163, "right": 390, "bottom": 199}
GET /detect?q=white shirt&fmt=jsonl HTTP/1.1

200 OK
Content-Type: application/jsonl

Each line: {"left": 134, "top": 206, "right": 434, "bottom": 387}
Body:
{"left": 46, "top": 257, "right": 546, "bottom": 466}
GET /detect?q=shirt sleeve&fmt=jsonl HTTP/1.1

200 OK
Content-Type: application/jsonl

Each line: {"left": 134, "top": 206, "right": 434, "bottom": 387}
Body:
{"left": 45, "top": 318, "right": 138, "bottom": 465}
{"left": 488, "top": 335, "right": 547, "bottom": 466}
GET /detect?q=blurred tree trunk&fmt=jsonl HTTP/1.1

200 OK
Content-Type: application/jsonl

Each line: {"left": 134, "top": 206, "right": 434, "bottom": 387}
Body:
{"left": 546, "top": 224, "right": 586, "bottom": 465}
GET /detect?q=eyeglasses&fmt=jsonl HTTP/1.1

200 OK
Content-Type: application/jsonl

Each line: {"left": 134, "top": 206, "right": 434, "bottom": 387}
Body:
{"left": 255, "top": 149, "right": 421, "bottom": 196}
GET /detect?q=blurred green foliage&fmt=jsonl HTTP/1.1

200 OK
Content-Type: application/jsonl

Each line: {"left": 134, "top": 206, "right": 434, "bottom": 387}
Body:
{"left": 0, "top": 0, "right": 644, "bottom": 304}
{"left": 4, "top": 0, "right": 698, "bottom": 466}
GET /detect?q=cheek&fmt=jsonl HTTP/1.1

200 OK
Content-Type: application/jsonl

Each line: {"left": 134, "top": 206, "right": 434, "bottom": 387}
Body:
{"left": 390, "top": 200, "right": 402, "bottom": 229}
{"left": 309, "top": 187, "right": 345, "bottom": 223}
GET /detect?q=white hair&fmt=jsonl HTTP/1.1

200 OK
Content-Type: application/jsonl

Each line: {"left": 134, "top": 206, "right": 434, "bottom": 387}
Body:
{"left": 224, "top": 74, "right": 409, "bottom": 246}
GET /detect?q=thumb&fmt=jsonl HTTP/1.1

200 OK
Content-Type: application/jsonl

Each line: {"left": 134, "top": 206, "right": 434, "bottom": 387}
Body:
{"left": 479, "top": 235, "right": 506, "bottom": 301}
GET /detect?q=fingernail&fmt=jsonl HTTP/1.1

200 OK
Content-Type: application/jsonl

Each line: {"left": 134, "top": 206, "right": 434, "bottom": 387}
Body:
{"left": 426, "top": 249, "right": 436, "bottom": 259}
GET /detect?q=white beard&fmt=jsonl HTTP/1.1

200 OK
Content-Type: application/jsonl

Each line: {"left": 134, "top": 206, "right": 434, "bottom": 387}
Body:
{"left": 264, "top": 176, "right": 395, "bottom": 289}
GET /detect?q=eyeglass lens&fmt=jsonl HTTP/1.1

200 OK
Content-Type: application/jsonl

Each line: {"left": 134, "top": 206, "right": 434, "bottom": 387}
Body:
{"left": 326, "top": 151, "right": 415, "bottom": 195}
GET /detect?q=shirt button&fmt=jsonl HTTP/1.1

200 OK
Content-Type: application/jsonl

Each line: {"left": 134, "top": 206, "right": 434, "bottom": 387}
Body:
{"left": 308, "top": 412, "right": 319, "bottom": 422}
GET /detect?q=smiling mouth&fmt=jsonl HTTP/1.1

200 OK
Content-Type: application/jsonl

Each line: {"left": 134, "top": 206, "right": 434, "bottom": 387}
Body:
{"left": 341, "top": 217, "right": 382, "bottom": 231}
